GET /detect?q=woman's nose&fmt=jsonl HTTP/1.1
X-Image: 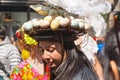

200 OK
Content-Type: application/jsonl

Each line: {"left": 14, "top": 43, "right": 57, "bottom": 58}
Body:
{"left": 43, "top": 51, "right": 53, "bottom": 62}
{"left": 45, "top": 55, "right": 53, "bottom": 62}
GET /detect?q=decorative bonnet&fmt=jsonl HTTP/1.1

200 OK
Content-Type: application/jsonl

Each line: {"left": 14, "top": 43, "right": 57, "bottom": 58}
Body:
{"left": 16, "top": 15, "right": 91, "bottom": 46}
{"left": 29, "top": 0, "right": 112, "bottom": 37}
{"left": 17, "top": 2, "right": 94, "bottom": 45}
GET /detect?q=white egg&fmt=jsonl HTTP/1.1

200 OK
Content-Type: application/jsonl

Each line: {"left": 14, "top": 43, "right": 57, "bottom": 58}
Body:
{"left": 79, "top": 21, "right": 85, "bottom": 29}
{"left": 60, "top": 18, "right": 69, "bottom": 27}
{"left": 71, "top": 19, "right": 80, "bottom": 28}
{"left": 22, "top": 22, "right": 33, "bottom": 31}
{"left": 31, "top": 18, "right": 38, "bottom": 21}
{"left": 39, "top": 19, "right": 50, "bottom": 28}
{"left": 44, "top": 16, "right": 53, "bottom": 23}
{"left": 32, "top": 20, "right": 40, "bottom": 28}
{"left": 55, "top": 16, "right": 64, "bottom": 21}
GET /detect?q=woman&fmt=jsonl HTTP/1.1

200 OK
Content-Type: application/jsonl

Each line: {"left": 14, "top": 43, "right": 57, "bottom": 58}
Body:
{"left": 39, "top": 35, "right": 98, "bottom": 80}
{"left": 13, "top": 15, "right": 99, "bottom": 80}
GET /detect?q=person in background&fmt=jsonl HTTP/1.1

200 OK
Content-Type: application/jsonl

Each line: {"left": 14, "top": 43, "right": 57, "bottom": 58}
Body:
{"left": 0, "top": 26, "right": 21, "bottom": 80}
{"left": 11, "top": 25, "right": 20, "bottom": 46}
{"left": 104, "top": 11, "right": 120, "bottom": 80}
{"left": 10, "top": 37, "right": 16, "bottom": 46}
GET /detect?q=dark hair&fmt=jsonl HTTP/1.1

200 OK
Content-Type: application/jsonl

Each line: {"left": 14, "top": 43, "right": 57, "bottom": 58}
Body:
{"left": 0, "top": 26, "right": 6, "bottom": 40}
{"left": 53, "top": 41, "right": 98, "bottom": 80}
{"left": 32, "top": 30, "right": 97, "bottom": 80}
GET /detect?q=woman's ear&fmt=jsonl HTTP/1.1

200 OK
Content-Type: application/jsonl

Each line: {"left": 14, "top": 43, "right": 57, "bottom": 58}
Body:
{"left": 63, "top": 51, "right": 66, "bottom": 61}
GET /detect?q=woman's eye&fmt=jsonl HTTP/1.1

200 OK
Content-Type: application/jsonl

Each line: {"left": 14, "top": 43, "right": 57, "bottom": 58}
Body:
{"left": 46, "top": 47, "right": 55, "bottom": 52}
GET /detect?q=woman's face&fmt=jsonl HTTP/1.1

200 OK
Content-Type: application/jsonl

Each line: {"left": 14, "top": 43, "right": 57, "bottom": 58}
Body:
{"left": 38, "top": 41, "right": 63, "bottom": 68}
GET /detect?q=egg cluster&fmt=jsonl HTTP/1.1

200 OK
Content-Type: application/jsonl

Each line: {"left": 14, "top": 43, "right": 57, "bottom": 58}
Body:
{"left": 21, "top": 16, "right": 91, "bottom": 33}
